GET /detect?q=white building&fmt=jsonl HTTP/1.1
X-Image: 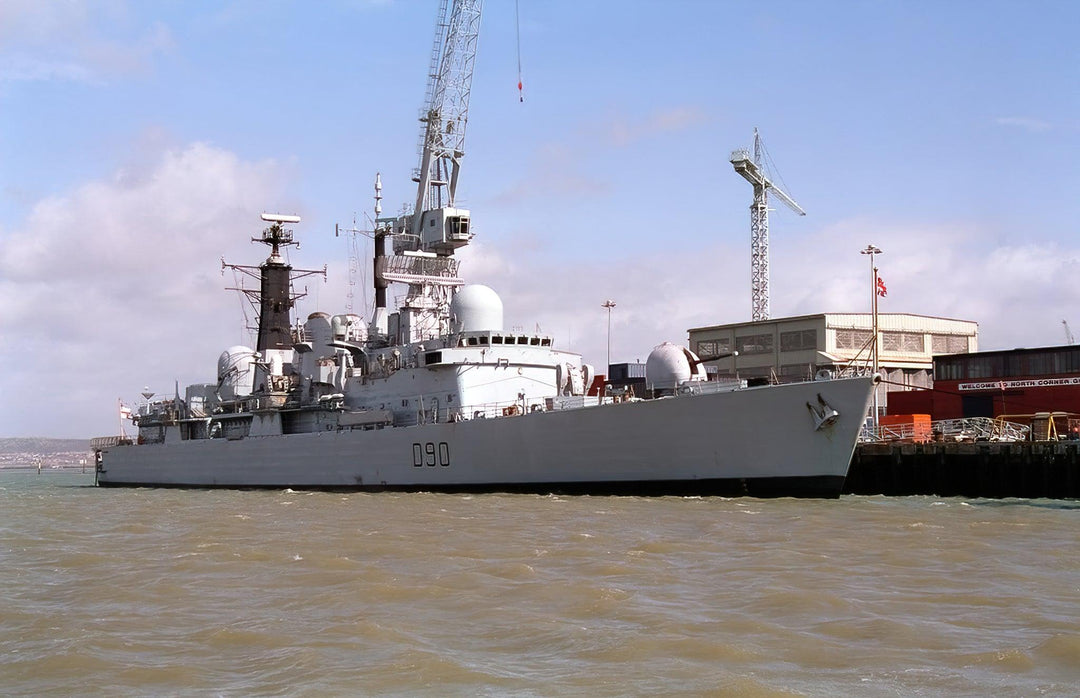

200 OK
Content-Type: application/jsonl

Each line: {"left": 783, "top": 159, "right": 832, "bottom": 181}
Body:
{"left": 687, "top": 313, "right": 978, "bottom": 413}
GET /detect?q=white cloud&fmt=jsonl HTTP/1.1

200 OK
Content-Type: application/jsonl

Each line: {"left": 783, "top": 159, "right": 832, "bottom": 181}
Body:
{"left": 485, "top": 142, "right": 611, "bottom": 206}
{"left": 0, "top": 142, "right": 293, "bottom": 437}
{"left": 995, "top": 116, "right": 1052, "bottom": 133}
{"left": 0, "top": 1, "right": 173, "bottom": 84}
{"left": 770, "top": 219, "right": 1080, "bottom": 351}
{"left": 601, "top": 106, "right": 708, "bottom": 148}
{"left": 485, "top": 105, "right": 706, "bottom": 206}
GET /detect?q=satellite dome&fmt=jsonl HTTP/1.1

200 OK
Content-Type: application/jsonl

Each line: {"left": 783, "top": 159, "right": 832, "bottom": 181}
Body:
{"left": 450, "top": 284, "right": 503, "bottom": 333}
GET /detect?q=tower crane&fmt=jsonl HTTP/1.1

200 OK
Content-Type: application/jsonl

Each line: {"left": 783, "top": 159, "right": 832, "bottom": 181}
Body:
{"left": 1064, "top": 319, "right": 1075, "bottom": 345}
{"left": 730, "top": 129, "right": 805, "bottom": 322}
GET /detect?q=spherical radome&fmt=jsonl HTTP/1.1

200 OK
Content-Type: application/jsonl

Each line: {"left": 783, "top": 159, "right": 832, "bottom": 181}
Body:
{"left": 450, "top": 284, "right": 503, "bottom": 333}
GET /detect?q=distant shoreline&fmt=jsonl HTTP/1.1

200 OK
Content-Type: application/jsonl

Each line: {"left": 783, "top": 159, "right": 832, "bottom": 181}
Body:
{"left": 1, "top": 464, "right": 92, "bottom": 471}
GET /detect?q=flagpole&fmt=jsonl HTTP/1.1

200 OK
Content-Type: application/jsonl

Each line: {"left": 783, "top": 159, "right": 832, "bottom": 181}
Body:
{"left": 873, "top": 265, "right": 880, "bottom": 427}
{"left": 861, "top": 244, "right": 883, "bottom": 430}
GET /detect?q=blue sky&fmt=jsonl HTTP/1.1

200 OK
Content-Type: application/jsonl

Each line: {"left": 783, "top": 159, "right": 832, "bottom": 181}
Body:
{"left": 1, "top": 0, "right": 1078, "bottom": 437}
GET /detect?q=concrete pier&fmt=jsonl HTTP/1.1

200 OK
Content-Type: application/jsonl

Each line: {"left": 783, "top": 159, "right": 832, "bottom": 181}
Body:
{"left": 846, "top": 441, "right": 1080, "bottom": 499}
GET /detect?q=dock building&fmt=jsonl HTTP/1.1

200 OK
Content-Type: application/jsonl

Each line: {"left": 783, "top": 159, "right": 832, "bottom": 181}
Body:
{"left": 687, "top": 313, "right": 978, "bottom": 414}
{"left": 889, "top": 344, "right": 1080, "bottom": 425}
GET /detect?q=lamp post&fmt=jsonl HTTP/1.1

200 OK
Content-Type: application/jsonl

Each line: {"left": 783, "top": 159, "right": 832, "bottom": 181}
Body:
{"left": 602, "top": 300, "right": 616, "bottom": 375}
{"left": 860, "top": 245, "right": 883, "bottom": 427}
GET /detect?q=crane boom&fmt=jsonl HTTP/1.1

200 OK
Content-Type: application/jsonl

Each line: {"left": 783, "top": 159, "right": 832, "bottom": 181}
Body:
{"left": 729, "top": 128, "right": 805, "bottom": 321}
{"left": 412, "top": 0, "right": 483, "bottom": 227}
{"left": 367, "top": 0, "right": 483, "bottom": 344}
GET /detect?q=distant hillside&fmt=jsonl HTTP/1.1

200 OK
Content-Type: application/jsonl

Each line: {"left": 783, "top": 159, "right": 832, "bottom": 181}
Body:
{"left": 0, "top": 438, "right": 90, "bottom": 455}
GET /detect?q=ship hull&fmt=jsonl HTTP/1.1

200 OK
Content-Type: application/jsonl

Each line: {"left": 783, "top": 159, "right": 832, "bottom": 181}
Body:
{"left": 97, "top": 377, "right": 874, "bottom": 498}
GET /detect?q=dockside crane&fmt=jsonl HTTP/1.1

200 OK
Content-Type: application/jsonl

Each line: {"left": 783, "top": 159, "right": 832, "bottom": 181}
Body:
{"left": 730, "top": 129, "right": 805, "bottom": 322}
{"left": 368, "top": 0, "right": 483, "bottom": 343}
{"left": 411, "top": 0, "right": 482, "bottom": 226}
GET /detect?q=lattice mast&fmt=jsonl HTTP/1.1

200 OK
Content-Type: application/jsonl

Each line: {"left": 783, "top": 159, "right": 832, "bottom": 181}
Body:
{"left": 730, "top": 129, "right": 806, "bottom": 322}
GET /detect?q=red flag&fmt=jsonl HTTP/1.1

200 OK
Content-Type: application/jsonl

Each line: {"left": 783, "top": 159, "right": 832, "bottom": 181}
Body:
{"left": 876, "top": 277, "right": 887, "bottom": 297}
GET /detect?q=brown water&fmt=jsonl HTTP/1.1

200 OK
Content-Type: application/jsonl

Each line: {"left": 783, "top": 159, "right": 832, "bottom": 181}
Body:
{"left": 1, "top": 470, "right": 1077, "bottom": 696}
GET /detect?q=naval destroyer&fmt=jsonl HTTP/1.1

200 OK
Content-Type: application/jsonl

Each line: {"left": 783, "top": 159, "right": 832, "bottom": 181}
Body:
{"left": 92, "top": 0, "right": 875, "bottom": 496}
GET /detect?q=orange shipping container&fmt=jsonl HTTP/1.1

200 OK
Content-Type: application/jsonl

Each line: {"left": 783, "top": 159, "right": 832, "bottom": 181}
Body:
{"left": 879, "top": 414, "right": 932, "bottom": 443}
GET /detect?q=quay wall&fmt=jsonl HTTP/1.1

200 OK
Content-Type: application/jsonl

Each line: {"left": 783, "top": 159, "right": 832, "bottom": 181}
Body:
{"left": 847, "top": 441, "right": 1080, "bottom": 499}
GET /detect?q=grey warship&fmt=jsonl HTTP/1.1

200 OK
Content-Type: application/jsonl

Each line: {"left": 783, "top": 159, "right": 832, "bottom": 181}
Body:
{"left": 92, "top": 0, "right": 875, "bottom": 496}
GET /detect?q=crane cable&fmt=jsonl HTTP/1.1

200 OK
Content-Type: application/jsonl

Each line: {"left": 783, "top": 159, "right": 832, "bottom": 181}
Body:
{"left": 515, "top": 0, "right": 524, "bottom": 102}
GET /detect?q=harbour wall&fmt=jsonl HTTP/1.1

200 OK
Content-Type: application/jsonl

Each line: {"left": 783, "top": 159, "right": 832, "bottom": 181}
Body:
{"left": 847, "top": 441, "right": 1080, "bottom": 499}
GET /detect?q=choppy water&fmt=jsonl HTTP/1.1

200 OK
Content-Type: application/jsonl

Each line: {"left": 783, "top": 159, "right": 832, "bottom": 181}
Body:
{"left": 1, "top": 470, "right": 1077, "bottom": 696}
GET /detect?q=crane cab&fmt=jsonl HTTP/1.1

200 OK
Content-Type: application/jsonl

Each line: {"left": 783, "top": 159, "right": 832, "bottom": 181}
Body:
{"left": 418, "top": 207, "right": 472, "bottom": 254}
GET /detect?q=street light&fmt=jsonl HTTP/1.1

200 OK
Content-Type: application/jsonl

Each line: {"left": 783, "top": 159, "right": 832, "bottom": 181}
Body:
{"left": 602, "top": 300, "right": 616, "bottom": 374}
{"left": 860, "top": 244, "right": 883, "bottom": 427}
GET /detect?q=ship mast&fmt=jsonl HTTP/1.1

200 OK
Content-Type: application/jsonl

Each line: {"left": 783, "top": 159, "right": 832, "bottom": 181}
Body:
{"left": 224, "top": 214, "right": 326, "bottom": 391}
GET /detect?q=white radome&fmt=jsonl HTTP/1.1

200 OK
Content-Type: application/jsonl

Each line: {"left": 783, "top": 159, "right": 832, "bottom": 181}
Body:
{"left": 450, "top": 284, "right": 503, "bottom": 333}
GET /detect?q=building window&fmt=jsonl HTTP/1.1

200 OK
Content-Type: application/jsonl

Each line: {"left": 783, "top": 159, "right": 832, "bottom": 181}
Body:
{"left": 1028, "top": 352, "right": 1053, "bottom": 376}
{"left": 935, "top": 358, "right": 961, "bottom": 380}
{"left": 932, "top": 334, "right": 970, "bottom": 354}
{"left": 736, "top": 333, "right": 773, "bottom": 355}
{"left": 695, "top": 339, "right": 731, "bottom": 357}
{"left": 780, "top": 329, "right": 817, "bottom": 352}
{"left": 1059, "top": 348, "right": 1080, "bottom": 374}
{"left": 966, "top": 356, "right": 1003, "bottom": 379}
{"left": 882, "top": 332, "right": 925, "bottom": 353}
{"left": 835, "top": 329, "right": 873, "bottom": 351}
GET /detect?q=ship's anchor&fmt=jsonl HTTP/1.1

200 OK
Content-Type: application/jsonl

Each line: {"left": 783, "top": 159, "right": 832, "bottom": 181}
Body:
{"left": 807, "top": 393, "right": 839, "bottom": 431}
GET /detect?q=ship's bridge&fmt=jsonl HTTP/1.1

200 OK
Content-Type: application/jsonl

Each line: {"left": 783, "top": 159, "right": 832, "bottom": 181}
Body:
{"left": 453, "top": 331, "right": 553, "bottom": 349}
